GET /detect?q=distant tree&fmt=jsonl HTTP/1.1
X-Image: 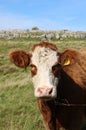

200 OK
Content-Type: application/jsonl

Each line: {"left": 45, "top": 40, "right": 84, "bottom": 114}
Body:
{"left": 26, "top": 29, "right": 29, "bottom": 31}
{"left": 32, "top": 26, "right": 39, "bottom": 30}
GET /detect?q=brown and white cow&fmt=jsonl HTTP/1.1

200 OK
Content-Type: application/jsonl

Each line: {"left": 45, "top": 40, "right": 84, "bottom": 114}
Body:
{"left": 10, "top": 42, "right": 86, "bottom": 130}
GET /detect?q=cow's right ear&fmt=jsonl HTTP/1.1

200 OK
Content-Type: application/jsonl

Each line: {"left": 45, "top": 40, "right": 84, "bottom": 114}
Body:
{"left": 9, "top": 50, "right": 31, "bottom": 68}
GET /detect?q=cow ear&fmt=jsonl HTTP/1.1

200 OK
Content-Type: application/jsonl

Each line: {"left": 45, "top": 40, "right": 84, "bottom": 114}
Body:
{"left": 60, "top": 49, "right": 79, "bottom": 66}
{"left": 9, "top": 50, "right": 31, "bottom": 68}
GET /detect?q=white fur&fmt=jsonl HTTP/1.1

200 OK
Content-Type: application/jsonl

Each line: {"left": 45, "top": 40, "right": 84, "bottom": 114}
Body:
{"left": 31, "top": 46, "right": 59, "bottom": 98}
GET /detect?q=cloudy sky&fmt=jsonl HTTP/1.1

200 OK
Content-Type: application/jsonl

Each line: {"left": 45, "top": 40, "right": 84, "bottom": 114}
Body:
{"left": 0, "top": 0, "right": 86, "bottom": 31}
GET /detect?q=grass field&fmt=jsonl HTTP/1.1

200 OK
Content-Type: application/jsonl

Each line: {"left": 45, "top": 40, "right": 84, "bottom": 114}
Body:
{"left": 0, "top": 38, "right": 86, "bottom": 130}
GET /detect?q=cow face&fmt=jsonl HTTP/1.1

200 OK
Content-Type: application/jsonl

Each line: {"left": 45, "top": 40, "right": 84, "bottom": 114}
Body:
{"left": 10, "top": 42, "right": 60, "bottom": 99}
{"left": 30, "top": 45, "right": 59, "bottom": 99}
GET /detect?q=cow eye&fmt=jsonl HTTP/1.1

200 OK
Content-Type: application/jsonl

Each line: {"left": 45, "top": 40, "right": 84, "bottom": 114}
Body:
{"left": 30, "top": 64, "right": 37, "bottom": 76}
{"left": 52, "top": 65, "right": 58, "bottom": 72}
{"left": 52, "top": 64, "right": 61, "bottom": 77}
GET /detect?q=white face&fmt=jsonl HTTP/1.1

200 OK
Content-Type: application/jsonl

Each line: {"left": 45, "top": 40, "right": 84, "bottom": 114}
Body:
{"left": 31, "top": 46, "right": 59, "bottom": 99}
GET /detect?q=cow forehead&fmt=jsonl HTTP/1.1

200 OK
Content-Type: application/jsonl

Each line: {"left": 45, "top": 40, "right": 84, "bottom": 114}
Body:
{"left": 31, "top": 46, "right": 59, "bottom": 67}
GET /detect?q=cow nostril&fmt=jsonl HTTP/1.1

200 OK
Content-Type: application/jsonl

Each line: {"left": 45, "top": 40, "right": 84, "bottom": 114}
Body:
{"left": 49, "top": 88, "right": 53, "bottom": 95}
{"left": 38, "top": 88, "right": 42, "bottom": 94}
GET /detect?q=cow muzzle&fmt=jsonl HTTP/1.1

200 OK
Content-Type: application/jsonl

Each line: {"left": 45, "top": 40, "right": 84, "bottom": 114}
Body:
{"left": 35, "top": 86, "right": 55, "bottom": 99}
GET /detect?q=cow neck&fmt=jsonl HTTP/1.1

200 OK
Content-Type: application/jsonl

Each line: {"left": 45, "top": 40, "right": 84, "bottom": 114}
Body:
{"left": 54, "top": 69, "right": 86, "bottom": 107}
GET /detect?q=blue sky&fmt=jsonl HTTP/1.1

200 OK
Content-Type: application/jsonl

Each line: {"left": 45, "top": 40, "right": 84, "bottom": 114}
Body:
{"left": 0, "top": 0, "right": 86, "bottom": 31}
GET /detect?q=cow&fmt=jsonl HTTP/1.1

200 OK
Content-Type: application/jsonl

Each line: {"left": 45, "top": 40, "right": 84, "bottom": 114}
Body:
{"left": 9, "top": 42, "right": 86, "bottom": 130}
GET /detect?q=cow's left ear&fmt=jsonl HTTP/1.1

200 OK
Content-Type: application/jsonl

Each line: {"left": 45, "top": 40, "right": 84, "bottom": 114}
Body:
{"left": 9, "top": 50, "right": 31, "bottom": 68}
{"left": 60, "top": 49, "right": 79, "bottom": 66}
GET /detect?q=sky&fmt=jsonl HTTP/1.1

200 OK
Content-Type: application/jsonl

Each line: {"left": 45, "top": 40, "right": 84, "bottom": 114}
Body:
{"left": 0, "top": 0, "right": 86, "bottom": 31}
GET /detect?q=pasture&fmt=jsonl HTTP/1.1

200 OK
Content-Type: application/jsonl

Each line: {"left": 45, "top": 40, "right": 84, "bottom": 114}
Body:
{"left": 0, "top": 38, "right": 86, "bottom": 130}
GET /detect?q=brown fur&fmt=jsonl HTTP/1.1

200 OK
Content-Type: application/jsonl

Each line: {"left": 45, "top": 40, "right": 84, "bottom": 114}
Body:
{"left": 9, "top": 42, "right": 86, "bottom": 130}
{"left": 10, "top": 50, "right": 30, "bottom": 68}
{"left": 60, "top": 49, "right": 86, "bottom": 88}
{"left": 32, "top": 42, "right": 57, "bottom": 51}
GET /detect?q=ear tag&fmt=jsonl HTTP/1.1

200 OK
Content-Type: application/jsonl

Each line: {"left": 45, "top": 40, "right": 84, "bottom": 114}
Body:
{"left": 64, "top": 59, "right": 70, "bottom": 66}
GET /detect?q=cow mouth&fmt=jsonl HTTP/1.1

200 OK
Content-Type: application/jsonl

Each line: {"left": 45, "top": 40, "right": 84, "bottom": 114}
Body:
{"left": 37, "top": 96, "right": 56, "bottom": 101}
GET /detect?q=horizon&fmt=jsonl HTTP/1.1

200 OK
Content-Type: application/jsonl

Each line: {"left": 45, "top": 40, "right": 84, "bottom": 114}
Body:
{"left": 0, "top": 0, "right": 86, "bottom": 31}
{"left": 0, "top": 29, "right": 86, "bottom": 32}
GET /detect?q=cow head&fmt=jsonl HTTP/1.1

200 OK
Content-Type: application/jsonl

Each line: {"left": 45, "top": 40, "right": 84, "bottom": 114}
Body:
{"left": 9, "top": 42, "right": 78, "bottom": 100}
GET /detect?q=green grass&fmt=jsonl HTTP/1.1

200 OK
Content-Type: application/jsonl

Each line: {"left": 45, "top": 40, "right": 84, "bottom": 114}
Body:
{"left": 0, "top": 84, "right": 44, "bottom": 130}
{"left": 0, "top": 38, "right": 86, "bottom": 130}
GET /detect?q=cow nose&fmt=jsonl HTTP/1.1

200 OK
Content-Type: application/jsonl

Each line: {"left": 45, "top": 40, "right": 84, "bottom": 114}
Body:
{"left": 37, "top": 87, "right": 53, "bottom": 97}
